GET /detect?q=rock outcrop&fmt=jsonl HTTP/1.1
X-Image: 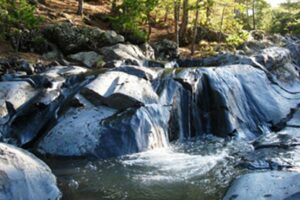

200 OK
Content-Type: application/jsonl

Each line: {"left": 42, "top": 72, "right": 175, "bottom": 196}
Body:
{"left": 42, "top": 23, "right": 124, "bottom": 55}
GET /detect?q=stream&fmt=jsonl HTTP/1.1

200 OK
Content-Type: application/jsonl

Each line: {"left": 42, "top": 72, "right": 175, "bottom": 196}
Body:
{"left": 43, "top": 136, "right": 252, "bottom": 200}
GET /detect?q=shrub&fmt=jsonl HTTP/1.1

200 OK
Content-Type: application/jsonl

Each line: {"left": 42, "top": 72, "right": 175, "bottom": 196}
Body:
{"left": 226, "top": 31, "right": 249, "bottom": 48}
{"left": 0, "top": 0, "right": 42, "bottom": 37}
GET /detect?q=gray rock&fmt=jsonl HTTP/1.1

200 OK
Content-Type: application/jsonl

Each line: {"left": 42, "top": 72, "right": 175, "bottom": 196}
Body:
{"left": 224, "top": 171, "right": 300, "bottom": 200}
{"left": 68, "top": 51, "right": 103, "bottom": 68}
{"left": 0, "top": 143, "right": 61, "bottom": 200}
{"left": 42, "top": 23, "right": 124, "bottom": 54}
{"left": 81, "top": 71, "right": 159, "bottom": 110}
{"left": 100, "top": 43, "right": 146, "bottom": 64}
{"left": 139, "top": 43, "right": 155, "bottom": 60}
{"left": 0, "top": 81, "right": 38, "bottom": 119}
{"left": 153, "top": 39, "right": 179, "bottom": 61}
{"left": 38, "top": 105, "right": 117, "bottom": 157}
{"left": 240, "top": 127, "right": 300, "bottom": 171}
{"left": 254, "top": 47, "right": 292, "bottom": 71}
{"left": 38, "top": 104, "right": 169, "bottom": 158}
{"left": 160, "top": 64, "right": 300, "bottom": 139}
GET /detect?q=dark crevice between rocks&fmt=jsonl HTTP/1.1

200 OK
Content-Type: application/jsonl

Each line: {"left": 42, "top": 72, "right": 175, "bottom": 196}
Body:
{"left": 271, "top": 105, "right": 300, "bottom": 132}
{"left": 19, "top": 75, "right": 95, "bottom": 150}
{"left": 254, "top": 143, "right": 300, "bottom": 150}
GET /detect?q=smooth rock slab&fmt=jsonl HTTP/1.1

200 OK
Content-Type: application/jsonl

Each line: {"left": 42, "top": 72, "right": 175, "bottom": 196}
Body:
{"left": 224, "top": 171, "right": 300, "bottom": 200}
{"left": 173, "top": 65, "right": 300, "bottom": 139}
{"left": 38, "top": 104, "right": 169, "bottom": 158}
{"left": 38, "top": 106, "right": 117, "bottom": 157}
{"left": 81, "top": 71, "right": 159, "bottom": 110}
{"left": 0, "top": 143, "right": 61, "bottom": 200}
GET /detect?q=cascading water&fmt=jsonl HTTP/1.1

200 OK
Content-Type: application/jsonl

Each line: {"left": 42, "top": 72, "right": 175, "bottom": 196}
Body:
{"left": 1, "top": 36, "right": 300, "bottom": 199}
{"left": 44, "top": 136, "right": 253, "bottom": 200}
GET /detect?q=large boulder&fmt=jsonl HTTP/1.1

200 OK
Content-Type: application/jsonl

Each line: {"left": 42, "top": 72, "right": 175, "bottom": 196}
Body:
{"left": 0, "top": 65, "right": 91, "bottom": 145}
{"left": 160, "top": 64, "right": 300, "bottom": 139}
{"left": 37, "top": 103, "right": 169, "bottom": 158}
{"left": 81, "top": 71, "right": 159, "bottom": 110}
{"left": 38, "top": 104, "right": 117, "bottom": 157}
{"left": 42, "top": 23, "right": 124, "bottom": 54}
{"left": 224, "top": 171, "right": 300, "bottom": 200}
{"left": 153, "top": 39, "right": 179, "bottom": 61}
{"left": 0, "top": 143, "right": 61, "bottom": 200}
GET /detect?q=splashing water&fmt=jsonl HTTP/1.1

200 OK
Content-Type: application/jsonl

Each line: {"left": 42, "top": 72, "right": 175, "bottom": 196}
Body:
{"left": 43, "top": 136, "right": 251, "bottom": 200}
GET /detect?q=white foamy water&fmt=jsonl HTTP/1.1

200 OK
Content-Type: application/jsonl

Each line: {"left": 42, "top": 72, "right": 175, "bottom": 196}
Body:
{"left": 121, "top": 147, "right": 228, "bottom": 182}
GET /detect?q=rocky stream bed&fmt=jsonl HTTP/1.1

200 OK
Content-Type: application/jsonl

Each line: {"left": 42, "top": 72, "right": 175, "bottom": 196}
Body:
{"left": 0, "top": 25, "right": 300, "bottom": 199}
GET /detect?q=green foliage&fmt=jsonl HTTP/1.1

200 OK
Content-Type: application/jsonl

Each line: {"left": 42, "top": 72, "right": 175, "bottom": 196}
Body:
{"left": 226, "top": 30, "right": 249, "bottom": 48}
{"left": 111, "top": 0, "right": 158, "bottom": 43}
{"left": 0, "top": 0, "right": 42, "bottom": 37}
{"left": 270, "top": 1, "right": 300, "bottom": 35}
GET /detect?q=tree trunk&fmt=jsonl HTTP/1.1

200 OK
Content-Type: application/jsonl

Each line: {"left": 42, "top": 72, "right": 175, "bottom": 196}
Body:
{"left": 147, "top": 12, "right": 152, "bottom": 41}
{"left": 206, "top": 0, "right": 213, "bottom": 26}
{"left": 219, "top": 6, "right": 225, "bottom": 43}
{"left": 174, "top": 0, "right": 180, "bottom": 50}
{"left": 164, "top": 5, "right": 170, "bottom": 22}
{"left": 179, "top": 0, "right": 189, "bottom": 43}
{"left": 111, "top": 0, "right": 117, "bottom": 13}
{"left": 191, "top": 0, "right": 201, "bottom": 56}
{"left": 252, "top": 0, "right": 256, "bottom": 30}
{"left": 77, "top": 0, "right": 84, "bottom": 15}
{"left": 246, "top": 3, "right": 250, "bottom": 30}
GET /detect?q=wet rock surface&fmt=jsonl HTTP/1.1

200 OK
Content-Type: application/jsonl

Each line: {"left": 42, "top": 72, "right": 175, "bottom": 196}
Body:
{"left": 0, "top": 143, "right": 61, "bottom": 200}
{"left": 0, "top": 35, "right": 300, "bottom": 199}
{"left": 224, "top": 171, "right": 300, "bottom": 200}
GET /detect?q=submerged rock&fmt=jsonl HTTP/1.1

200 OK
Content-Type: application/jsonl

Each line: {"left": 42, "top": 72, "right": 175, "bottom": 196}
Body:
{"left": 224, "top": 171, "right": 300, "bottom": 200}
{"left": 0, "top": 143, "right": 61, "bottom": 200}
